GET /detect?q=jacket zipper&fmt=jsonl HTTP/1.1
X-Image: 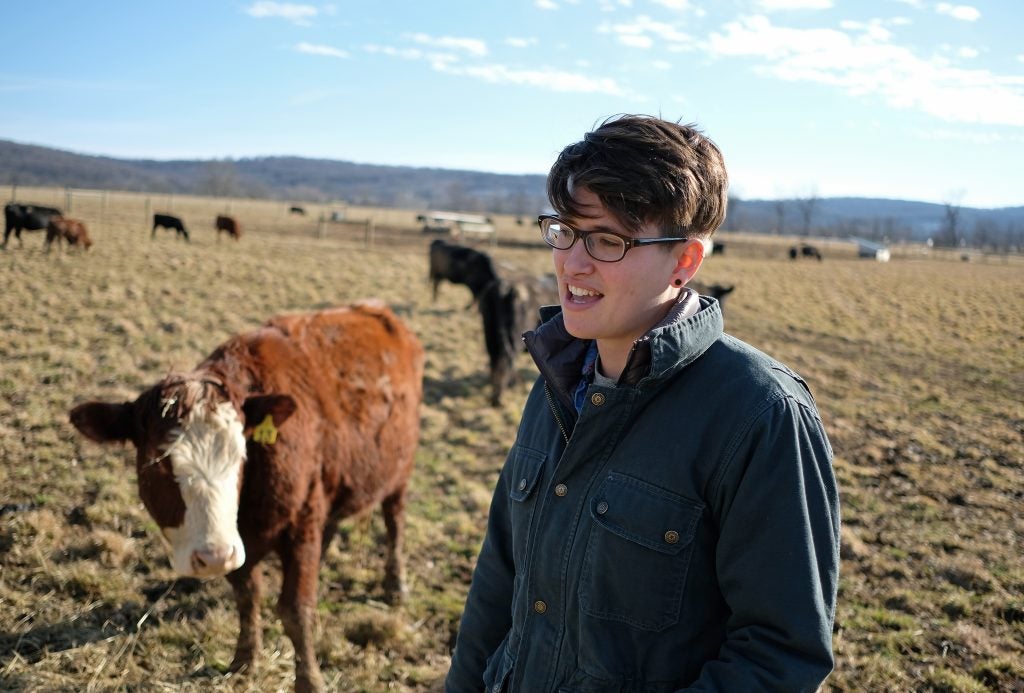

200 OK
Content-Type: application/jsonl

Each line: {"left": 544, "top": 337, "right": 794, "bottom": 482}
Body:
{"left": 543, "top": 382, "right": 570, "bottom": 444}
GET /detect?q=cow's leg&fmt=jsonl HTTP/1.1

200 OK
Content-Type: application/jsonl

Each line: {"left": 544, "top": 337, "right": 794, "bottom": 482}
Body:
{"left": 151, "top": 224, "right": 158, "bottom": 239}
{"left": 226, "top": 564, "right": 263, "bottom": 674}
{"left": 431, "top": 278, "right": 440, "bottom": 302}
{"left": 278, "top": 531, "right": 325, "bottom": 693}
{"left": 381, "top": 486, "right": 408, "bottom": 603}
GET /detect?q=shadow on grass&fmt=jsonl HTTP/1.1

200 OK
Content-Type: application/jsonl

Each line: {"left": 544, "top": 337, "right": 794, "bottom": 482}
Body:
{"left": 0, "top": 578, "right": 205, "bottom": 667}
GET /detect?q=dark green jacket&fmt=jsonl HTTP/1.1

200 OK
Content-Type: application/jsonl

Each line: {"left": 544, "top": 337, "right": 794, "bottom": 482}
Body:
{"left": 446, "top": 296, "right": 840, "bottom": 692}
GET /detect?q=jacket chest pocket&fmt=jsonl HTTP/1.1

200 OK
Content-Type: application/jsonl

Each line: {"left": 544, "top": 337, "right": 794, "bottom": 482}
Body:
{"left": 508, "top": 445, "right": 547, "bottom": 569}
{"left": 579, "top": 472, "right": 704, "bottom": 632}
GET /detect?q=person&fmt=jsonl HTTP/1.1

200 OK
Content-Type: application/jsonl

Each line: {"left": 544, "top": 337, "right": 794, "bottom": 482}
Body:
{"left": 444, "top": 114, "right": 840, "bottom": 692}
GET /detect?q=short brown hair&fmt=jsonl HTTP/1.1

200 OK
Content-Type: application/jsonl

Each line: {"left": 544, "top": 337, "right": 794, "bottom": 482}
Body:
{"left": 546, "top": 114, "right": 728, "bottom": 239}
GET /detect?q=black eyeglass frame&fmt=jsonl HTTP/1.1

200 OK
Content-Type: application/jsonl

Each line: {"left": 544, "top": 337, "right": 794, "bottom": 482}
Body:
{"left": 537, "top": 214, "right": 689, "bottom": 263}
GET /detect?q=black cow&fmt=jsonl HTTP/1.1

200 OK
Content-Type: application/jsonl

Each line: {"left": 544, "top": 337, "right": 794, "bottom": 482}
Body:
{"left": 3, "top": 203, "right": 63, "bottom": 248}
{"left": 428, "top": 239, "right": 500, "bottom": 306}
{"left": 789, "top": 244, "right": 822, "bottom": 261}
{"left": 289, "top": 206, "right": 306, "bottom": 216}
{"left": 477, "top": 271, "right": 556, "bottom": 407}
{"left": 152, "top": 213, "right": 189, "bottom": 241}
{"left": 690, "top": 281, "right": 736, "bottom": 318}
{"left": 712, "top": 241, "right": 726, "bottom": 255}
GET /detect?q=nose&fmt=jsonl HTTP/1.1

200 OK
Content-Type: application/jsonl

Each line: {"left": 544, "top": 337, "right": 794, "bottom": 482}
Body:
{"left": 190, "top": 544, "right": 238, "bottom": 575}
{"left": 557, "top": 235, "right": 594, "bottom": 273}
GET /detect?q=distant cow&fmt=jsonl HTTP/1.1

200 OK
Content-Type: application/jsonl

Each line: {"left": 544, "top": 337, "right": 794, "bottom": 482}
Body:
{"left": 690, "top": 281, "right": 736, "bottom": 318}
{"left": 478, "top": 272, "right": 555, "bottom": 406}
{"left": 289, "top": 205, "right": 306, "bottom": 216}
{"left": 3, "top": 202, "right": 63, "bottom": 248}
{"left": 712, "top": 241, "right": 726, "bottom": 255}
{"left": 152, "top": 213, "right": 189, "bottom": 241}
{"left": 428, "top": 239, "right": 500, "bottom": 306}
{"left": 69, "top": 303, "right": 424, "bottom": 692}
{"left": 45, "top": 217, "right": 92, "bottom": 252}
{"left": 215, "top": 214, "right": 240, "bottom": 240}
{"left": 789, "top": 244, "right": 822, "bottom": 261}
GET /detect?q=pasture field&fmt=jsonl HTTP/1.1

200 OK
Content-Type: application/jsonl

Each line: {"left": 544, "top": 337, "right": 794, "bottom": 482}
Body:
{"left": 1, "top": 190, "right": 1022, "bottom": 692}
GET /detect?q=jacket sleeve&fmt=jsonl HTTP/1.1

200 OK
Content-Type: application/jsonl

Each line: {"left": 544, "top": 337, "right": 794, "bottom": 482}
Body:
{"left": 684, "top": 393, "right": 840, "bottom": 692}
{"left": 445, "top": 458, "right": 517, "bottom": 693}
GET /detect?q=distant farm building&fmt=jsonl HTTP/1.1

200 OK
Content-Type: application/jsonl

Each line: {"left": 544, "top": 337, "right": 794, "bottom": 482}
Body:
{"left": 417, "top": 211, "right": 496, "bottom": 244}
{"left": 852, "top": 237, "right": 891, "bottom": 262}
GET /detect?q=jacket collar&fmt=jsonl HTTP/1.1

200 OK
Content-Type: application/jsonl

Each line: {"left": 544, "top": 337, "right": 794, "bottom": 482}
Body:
{"left": 523, "top": 289, "right": 724, "bottom": 411}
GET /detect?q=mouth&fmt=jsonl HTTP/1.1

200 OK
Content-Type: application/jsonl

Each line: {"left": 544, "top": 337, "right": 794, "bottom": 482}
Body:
{"left": 566, "top": 283, "right": 603, "bottom": 304}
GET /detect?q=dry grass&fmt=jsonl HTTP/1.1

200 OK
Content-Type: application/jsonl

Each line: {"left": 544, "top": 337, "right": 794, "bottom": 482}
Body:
{"left": 1, "top": 189, "right": 1022, "bottom": 692}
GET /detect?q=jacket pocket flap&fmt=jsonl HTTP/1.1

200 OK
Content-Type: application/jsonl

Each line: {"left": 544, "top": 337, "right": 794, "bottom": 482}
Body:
{"left": 509, "top": 445, "right": 546, "bottom": 502}
{"left": 590, "top": 472, "right": 704, "bottom": 555}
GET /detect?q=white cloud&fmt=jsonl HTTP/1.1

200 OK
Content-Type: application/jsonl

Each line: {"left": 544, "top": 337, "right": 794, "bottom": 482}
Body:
{"left": 757, "top": 0, "right": 833, "bottom": 10}
{"left": 536, "top": 0, "right": 558, "bottom": 9}
{"left": 892, "top": 0, "right": 925, "bottom": 8}
{"left": 505, "top": 37, "right": 538, "bottom": 48}
{"left": 245, "top": 2, "right": 317, "bottom": 26}
{"left": 652, "top": 59, "right": 673, "bottom": 69}
{"left": 598, "top": 15, "right": 695, "bottom": 49}
{"left": 956, "top": 46, "right": 978, "bottom": 59}
{"left": 294, "top": 42, "right": 348, "bottom": 59}
{"left": 408, "top": 33, "right": 488, "bottom": 57}
{"left": 705, "top": 14, "right": 1024, "bottom": 126}
{"left": 935, "top": 3, "right": 980, "bottom": 21}
{"left": 619, "top": 34, "right": 654, "bottom": 48}
{"left": 436, "top": 63, "right": 627, "bottom": 96}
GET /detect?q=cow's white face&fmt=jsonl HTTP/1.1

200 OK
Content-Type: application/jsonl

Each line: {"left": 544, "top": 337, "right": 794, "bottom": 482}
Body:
{"left": 157, "top": 394, "right": 247, "bottom": 578}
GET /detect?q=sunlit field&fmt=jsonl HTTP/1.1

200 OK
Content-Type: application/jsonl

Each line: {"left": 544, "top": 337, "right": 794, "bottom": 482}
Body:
{"left": 2, "top": 189, "right": 1021, "bottom": 691}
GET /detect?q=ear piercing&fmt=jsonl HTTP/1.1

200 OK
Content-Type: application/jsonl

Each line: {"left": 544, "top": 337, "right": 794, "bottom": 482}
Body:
{"left": 674, "top": 279, "right": 683, "bottom": 287}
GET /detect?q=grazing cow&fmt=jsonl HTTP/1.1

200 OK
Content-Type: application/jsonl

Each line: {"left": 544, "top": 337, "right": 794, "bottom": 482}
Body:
{"left": 789, "top": 244, "right": 823, "bottom": 261}
{"left": 690, "top": 281, "right": 736, "bottom": 318}
{"left": 478, "top": 272, "right": 555, "bottom": 406}
{"left": 152, "top": 213, "right": 189, "bottom": 241}
{"left": 45, "top": 217, "right": 92, "bottom": 252}
{"left": 3, "top": 202, "right": 63, "bottom": 248}
{"left": 215, "top": 214, "right": 241, "bottom": 240}
{"left": 289, "top": 205, "right": 306, "bottom": 215}
{"left": 68, "top": 303, "right": 424, "bottom": 692}
{"left": 428, "top": 239, "right": 500, "bottom": 306}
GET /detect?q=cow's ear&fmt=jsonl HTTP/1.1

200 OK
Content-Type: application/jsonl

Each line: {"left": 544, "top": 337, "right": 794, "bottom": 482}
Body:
{"left": 69, "top": 401, "right": 134, "bottom": 444}
{"left": 242, "top": 394, "right": 297, "bottom": 434}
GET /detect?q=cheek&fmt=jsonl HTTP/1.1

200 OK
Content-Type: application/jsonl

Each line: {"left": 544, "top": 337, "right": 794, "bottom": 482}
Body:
{"left": 137, "top": 462, "right": 186, "bottom": 529}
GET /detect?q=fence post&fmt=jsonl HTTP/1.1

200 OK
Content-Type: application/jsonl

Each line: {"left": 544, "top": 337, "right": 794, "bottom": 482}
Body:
{"left": 365, "top": 219, "right": 375, "bottom": 248}
{"left": 145, "top": 198, "right": 151, "bottom": 236}
{"left": 65, "top": 186, "right": 73, "bottom": 213}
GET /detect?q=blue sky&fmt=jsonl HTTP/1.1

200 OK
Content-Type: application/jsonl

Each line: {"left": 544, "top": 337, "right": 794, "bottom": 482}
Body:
{"left": 1, "top": 1, "right": 1021, "bottom": 208}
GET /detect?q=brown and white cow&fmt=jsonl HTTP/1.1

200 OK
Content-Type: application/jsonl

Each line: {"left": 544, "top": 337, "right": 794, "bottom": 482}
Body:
{"left": 45, "top": 217, "right": 92, "bottom": 252}
{"left": 69, "top": 302, "right": 424, "bottom": 692}
{"left": 215, "top": 214, "right": 240, "bottom": 240}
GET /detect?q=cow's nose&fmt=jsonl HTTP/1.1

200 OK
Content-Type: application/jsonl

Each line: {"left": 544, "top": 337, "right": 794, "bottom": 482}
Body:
{"left": 191, "top": 545, "right": 236, "bottom": 574}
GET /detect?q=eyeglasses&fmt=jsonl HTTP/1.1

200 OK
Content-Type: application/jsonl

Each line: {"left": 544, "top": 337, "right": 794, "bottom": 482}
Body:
{"left": 537, "top": 215, "right": 688, "bottom": 262}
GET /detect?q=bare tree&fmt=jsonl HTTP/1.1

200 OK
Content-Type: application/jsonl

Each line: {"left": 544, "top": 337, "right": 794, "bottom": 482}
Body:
{"left": 795, "top": 189, "right": 819, "bottom": 237}
{"left": 773, "top": 200, "right": 786, "bottom": 235}
{"left": 937, "top": 190, "right": 965, "bottom": 248}
{"left": 202, "top": 160, "right": 239, "bottom": 198}
{"left": 725, "top": 194, "right": 742, "bottom": 231}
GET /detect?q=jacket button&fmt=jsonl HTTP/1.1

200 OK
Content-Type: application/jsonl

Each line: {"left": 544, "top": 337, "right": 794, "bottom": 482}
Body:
{"left": 554, "top": 483, "right": 567, "bottom": 497}
{"left": 517, "top": 478, "right": 527, "bottom": 491}
{"left": 596, "top": 501, "right": 609, "bottom": 515}
{"left": 533, "top": 600, "right": 547, "bottom": 614}
{"left": 664, "top": 530, "right": 680, "bottom": 544}
{"left": 591, "top": 392, "right": 606, "bottom": 406}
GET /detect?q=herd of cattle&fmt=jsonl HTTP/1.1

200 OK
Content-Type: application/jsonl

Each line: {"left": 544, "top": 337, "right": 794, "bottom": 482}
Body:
{"left": 2, "top": 202, "right": 241, "bottom": 250}
{"left": 6, "top": 198, "right": 748, "bottom": 691}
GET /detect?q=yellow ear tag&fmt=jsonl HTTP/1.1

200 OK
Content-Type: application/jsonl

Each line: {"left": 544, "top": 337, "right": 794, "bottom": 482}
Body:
{"left": 251, "top": 415, "right": 278, "bottom": 444}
